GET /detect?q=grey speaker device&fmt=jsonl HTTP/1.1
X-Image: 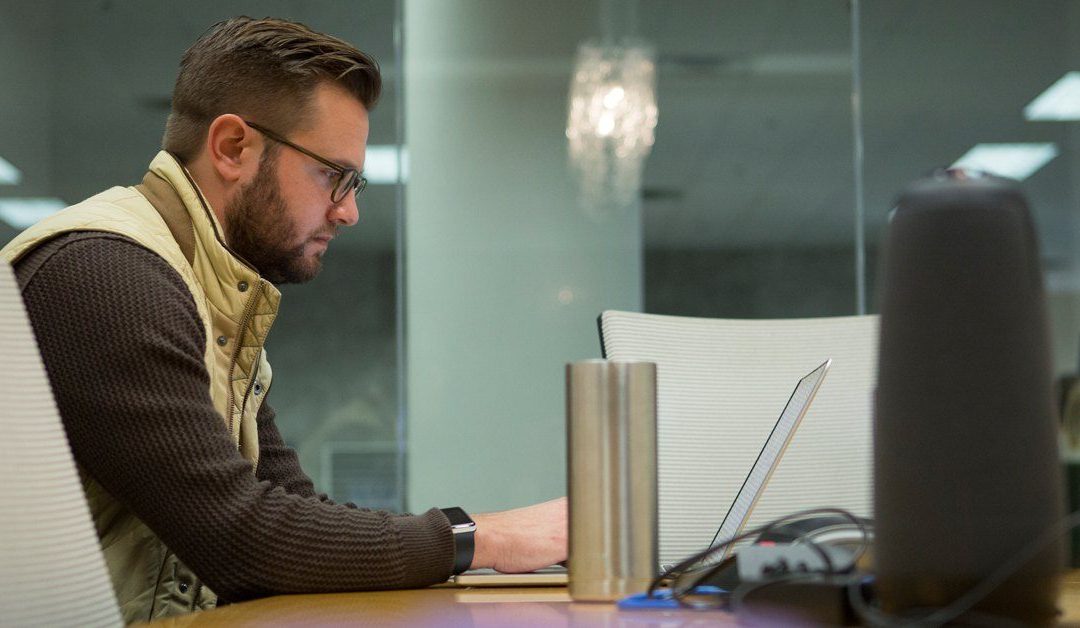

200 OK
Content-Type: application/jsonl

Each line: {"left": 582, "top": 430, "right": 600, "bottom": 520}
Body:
{"left": 873, "top": 170, "right": 1064, "bottom": 625}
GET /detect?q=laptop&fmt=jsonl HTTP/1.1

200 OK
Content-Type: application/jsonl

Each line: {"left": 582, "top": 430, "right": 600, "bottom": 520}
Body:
{"left": 449, "top": 565, "right": 568, "bottom": 587}
{"left": 447, "top": 359, "right": 831, "bottom": 587}
{"left": 705, "top": 359, "right": 831, "bottom": 562}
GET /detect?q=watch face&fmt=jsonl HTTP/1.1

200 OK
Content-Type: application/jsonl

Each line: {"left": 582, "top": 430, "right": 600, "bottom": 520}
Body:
{"left": 442, "top": 506, "right": 474, "bottom": 528}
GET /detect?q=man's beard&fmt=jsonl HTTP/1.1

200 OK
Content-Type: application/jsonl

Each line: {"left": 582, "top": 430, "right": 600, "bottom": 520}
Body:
{"left": 224, "top": 154, "right": 327, "bottom": 284}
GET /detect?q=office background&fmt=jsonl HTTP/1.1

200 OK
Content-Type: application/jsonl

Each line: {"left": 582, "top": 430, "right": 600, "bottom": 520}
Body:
{"left": 1, "top": 0, "right": 1078, "bottom": 516}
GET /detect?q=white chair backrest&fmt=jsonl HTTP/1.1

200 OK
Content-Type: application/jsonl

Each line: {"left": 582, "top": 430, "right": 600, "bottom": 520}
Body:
{"left": 600, "top": 310, "right": 878, "bottom": 566}
{"left": 0, "top": 261, "right": 121, "bottom": 627}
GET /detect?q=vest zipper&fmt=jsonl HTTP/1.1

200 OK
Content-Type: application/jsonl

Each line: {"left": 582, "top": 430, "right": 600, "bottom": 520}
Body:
{"left": 225, "top": 279, "right": 264, "bottom": 440}
{"left": 238, "top": 347, "right": 263, "bottom": 422}
{"left": 191, "top": 581, "right": 203, "bottom": 610}
{"left": 174, "top": 156, "right": 269, "bottom": 450}
{"left": 147, "top": 549, "right": 173, "bottom": 621}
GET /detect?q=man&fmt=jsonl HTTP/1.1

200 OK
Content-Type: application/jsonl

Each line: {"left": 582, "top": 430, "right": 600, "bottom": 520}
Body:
{"left": 1, "top": 16, "right": 566, "bottom": 624}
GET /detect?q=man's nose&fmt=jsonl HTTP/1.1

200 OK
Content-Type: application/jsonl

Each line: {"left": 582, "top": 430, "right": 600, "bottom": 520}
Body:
{"left": 329, "top": 194, "right": 360, "bottom": 227}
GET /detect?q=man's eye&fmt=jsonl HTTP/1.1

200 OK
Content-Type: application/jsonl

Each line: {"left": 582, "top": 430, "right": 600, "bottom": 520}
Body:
{"left": 325, "top": 170, "right": 341, "bottom": 185}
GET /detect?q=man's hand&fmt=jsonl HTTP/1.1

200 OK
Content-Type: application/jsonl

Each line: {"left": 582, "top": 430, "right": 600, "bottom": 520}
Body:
{"left": 469, "top": 497, "right": 567, "bottom": 573}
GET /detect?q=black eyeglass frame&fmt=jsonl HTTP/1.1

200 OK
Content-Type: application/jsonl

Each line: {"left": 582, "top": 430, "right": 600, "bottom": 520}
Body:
{"left": 243, "top": 119, "right": 367, "bottom": 204}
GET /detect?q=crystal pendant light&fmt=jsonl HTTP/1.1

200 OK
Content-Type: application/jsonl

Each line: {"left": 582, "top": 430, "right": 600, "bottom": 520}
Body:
{"left": 566, "top": 38, "right": 658, "bottom": 218}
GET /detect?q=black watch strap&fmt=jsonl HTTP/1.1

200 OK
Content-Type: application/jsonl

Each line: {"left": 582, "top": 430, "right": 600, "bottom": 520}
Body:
{"left": 441, "top": 507, "right": 476, "bottom": 575}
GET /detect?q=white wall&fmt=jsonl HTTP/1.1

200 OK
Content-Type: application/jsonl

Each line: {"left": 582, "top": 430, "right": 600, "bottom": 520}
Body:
{"left": 404, "top": 0, "right": 642, "bottom": 513}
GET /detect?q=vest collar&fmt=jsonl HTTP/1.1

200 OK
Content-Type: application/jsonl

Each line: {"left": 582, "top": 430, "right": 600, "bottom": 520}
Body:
{"left": 146, "top": 151, "right": 282, "bottom": 316}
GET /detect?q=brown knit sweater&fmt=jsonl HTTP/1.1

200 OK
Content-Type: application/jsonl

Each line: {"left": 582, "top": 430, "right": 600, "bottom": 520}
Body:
{"left": 14, "top": 231, "right": 454, "bottom": 603}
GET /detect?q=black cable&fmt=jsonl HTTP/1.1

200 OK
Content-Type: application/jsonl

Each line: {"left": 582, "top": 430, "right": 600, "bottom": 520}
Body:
{"left": 648, "top": 506, "right": 871, "bottom": 610}
{"left": 651, "top": 502, "right": 1071, "bottom": 623}
{"left": 794, "top": 514, "right": 872, "bottom": 574}
{"left": 725, "top": 511, "right": 872, "bottom": 614}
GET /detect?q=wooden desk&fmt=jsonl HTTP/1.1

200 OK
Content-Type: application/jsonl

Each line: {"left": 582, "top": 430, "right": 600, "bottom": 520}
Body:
{"left": 152, "top": 571, "right": 1080, "bottom": 627}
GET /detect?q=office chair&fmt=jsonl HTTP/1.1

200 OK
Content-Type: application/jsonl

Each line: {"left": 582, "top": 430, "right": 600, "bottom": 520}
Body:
{"left": 0, "top": 261, "right": 122, "bottom": 627}
{"left": 599, "top": 310, "right": 877, "bottom": 567}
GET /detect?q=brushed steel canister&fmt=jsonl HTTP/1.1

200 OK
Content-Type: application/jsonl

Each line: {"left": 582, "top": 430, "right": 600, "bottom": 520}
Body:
{"left": 566, "top": 359, "right": 657, "bottom": 602}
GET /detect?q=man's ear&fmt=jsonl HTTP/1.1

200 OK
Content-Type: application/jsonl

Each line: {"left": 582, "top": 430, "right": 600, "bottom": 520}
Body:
{"left": 205, "top": 114, "right": 259, "bottom": 184}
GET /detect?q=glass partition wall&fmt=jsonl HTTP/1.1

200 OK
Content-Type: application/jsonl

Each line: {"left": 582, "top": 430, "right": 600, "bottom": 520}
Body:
{"left": 855, "top": 0, "right": 1080, "bottom": 562}
{"left": 859, "top": 0, "right": 1080, "bottom": 375}
{"left": 403, "top": 0, "right": 860, "bottom": 513}
{"left": 404, "top": 0, "right": 1080, "bottom": 514}
{"left": 0, "top": 0, "right": 406, "bottom": 509}
{"left": 641, "top": 0, "right": 857, "bottom": 319}
{"left": 4, "top": 1, "right": 1080, "bottom": 514}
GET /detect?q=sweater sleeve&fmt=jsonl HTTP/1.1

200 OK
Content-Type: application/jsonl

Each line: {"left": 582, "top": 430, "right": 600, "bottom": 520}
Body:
{"left": 254, "top": 401, "right": 349, "bottom": 507}
{"left": 254, "top": 401, "right": 322, "bottom": 500}
{"left": 256, "top": 403, "right": 446, "bottom": 523}
{"left": 15, "top": 233, "right": 454, "bottom": 602}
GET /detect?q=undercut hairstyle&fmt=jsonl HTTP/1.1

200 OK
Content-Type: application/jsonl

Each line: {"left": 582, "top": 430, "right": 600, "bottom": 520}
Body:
{"left": 163, "top": 16, "right": 381, "bottom": 162}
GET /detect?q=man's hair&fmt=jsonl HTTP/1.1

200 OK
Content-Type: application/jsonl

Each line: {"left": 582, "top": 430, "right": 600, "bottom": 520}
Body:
{"left": 163, "top": 16, "right": 381, "bottom": 162}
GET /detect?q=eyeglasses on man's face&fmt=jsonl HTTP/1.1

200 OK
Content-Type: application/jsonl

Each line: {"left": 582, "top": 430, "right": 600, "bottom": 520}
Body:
{"left": 243, "top": 119, "right": 367, "bottom": 205}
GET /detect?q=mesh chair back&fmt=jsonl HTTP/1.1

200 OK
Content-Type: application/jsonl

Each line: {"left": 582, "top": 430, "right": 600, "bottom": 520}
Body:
{"left": 0, "top": 261, "right": 121, "bottom": 627}
{"left": 599, "top": 310, "right": 877, "bottom": 566}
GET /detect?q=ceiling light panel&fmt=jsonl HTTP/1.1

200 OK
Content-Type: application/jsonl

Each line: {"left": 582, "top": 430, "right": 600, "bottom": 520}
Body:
{"left": 0, "top": 156, "right": 22, "bottom": 185}
{"left": 0, "top": 198, "right": 67, "bottom": 229}
{"left": 951, "top": 143, "right": 1059, "bottom": 181}
{"left": 1024, "top": 72, "right": 1080, "bottom": 121}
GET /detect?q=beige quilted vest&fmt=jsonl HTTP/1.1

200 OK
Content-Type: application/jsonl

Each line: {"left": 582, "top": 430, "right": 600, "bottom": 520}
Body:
{"left": 0, "top": 151, "right": 281, "bottom": 624}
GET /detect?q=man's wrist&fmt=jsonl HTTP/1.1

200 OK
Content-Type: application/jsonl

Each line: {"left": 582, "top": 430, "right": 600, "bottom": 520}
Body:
{"left": 469, "top": 512, "right": 498, "bottom": 570}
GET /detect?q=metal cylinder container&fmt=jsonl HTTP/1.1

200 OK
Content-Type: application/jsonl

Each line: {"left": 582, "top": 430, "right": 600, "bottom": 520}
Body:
{"left": 566, "top": 359, "right": 658, "bottom": 602}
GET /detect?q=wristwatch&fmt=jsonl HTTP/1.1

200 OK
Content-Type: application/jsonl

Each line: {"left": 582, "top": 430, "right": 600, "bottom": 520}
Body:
{"left": 440, "top": 506, "right": 476, "bottom": 575}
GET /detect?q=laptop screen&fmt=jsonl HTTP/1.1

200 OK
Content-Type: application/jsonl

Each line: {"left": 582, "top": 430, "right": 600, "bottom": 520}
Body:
{"left": 707, "top": 359, "right": 831, "bottom": 561}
